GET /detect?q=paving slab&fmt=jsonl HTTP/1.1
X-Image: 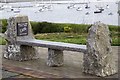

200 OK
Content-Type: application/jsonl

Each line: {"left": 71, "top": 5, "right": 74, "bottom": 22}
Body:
{"left": 2, "top": 70, "right": 20, "bottom": 78}
{"left": 1, "top": 69, "right": 33, "bottom": 79}
{"left": 2, "top": 64, "right": 61, "bottom": 78}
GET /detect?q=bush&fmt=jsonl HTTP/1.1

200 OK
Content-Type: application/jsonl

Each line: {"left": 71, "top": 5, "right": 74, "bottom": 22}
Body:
{"left": 64, "top": 26, "right": 72, "bottom": 33}
{"left": 109, "top": 25, "right": 119, "bottom": 32}
{"left": 40, "top": 22, "right": 63, "bottom": 33}
{"left": 31, "top": 21, "right": 64, "bottom": 34}
{"left": 72, "top": 24, "right": 89, "bottom": 33}
{"left": 31, "top": 21, "right": 41, "bottom": 34}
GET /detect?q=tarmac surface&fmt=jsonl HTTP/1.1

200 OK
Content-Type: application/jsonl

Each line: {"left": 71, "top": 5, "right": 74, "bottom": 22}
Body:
{"left": 0, "top": 45, "right": 119, "bottom": 79}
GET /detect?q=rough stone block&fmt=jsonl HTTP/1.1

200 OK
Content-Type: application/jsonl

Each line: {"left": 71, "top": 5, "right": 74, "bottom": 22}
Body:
{"left": 47, "top": 48, "right": 63, "bottom": 67}
{"left": 83, "top": 22, "right": 117, "bottom": 77}
{"left": 3, "top": 15, "right": 39, "bottom": 61}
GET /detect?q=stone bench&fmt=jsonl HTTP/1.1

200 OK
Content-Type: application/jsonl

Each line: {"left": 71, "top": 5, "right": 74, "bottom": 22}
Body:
{"left": 16, "top": 39, "right": 87, "bottom": 67}
{"left": 3, "top": 15, "right": 117, "bottom": 77}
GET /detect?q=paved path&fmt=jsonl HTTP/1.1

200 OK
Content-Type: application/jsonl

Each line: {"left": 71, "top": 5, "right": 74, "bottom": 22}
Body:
{"left": 0, "top": 45, "right": 119, "bottom": 79}
{"left": 2, "top": 69, "right": 32, "bottom": 78}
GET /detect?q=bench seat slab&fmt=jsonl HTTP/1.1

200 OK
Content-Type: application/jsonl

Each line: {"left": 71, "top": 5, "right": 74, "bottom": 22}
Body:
{"left": 16, "top": 39, "right": 87, "bottom": 53}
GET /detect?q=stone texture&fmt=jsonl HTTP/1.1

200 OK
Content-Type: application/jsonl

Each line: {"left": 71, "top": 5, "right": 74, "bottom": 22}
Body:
{"left": 3, "top": 15, "right": 38, "bottom": 61}
{"left": 83, "top": 22, "right": 117, "bottom": 77}
{"left": 47, "top": 48, "right": 64, "bottom": 67}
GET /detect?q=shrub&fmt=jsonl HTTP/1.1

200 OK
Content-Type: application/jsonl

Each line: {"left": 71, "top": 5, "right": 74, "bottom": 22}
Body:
{"left": 31, "top": 21, "right": 64, "bottom": 34}
{"left": 40, "top": 22, "right": 63, "bottom": 33}
{"left": 109, "top": 25, "right": 119, "bottom": 32}
{"left": 69, "top": 24, "right": 89, "bottom": 33}
{"left": 64, "top": 26, "right": 72, "bottom": 33}
{"left": 31, "top": 21, "right": 42, "bottom": 34}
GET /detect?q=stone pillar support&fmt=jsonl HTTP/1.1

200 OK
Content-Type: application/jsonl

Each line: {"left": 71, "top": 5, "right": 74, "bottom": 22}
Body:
{"left": 47, "top": 48, "right": 64, "bottom": 67}
{"left": 3, "top": 45, "right": 38, "bottom": 61}
{"left": 83, "top": 22, "right": 117, "bottom": 77}
{"left": 3, "top": 15, "right": 38, "bottom": 61}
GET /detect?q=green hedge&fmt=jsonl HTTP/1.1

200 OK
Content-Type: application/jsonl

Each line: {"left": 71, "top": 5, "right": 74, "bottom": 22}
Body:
{"left": 1, "top": 19, "right": 119, "bottom": 34}
{"left": 30, "top": 22, "right": 119, "bottom": 34}
{"left": 0, "top": 19, "right": 119, "bottom": 46}
{"left": 66, "top": 24, "right": 90, "bottom": 33}
{"left": 31, "top": 22, "right": 91, "bottom": 34}
{"left": 109, "top": 25, "right": 119, "bottom": 32}
{"left": 31, "top": 21, "right": 64, "bottom": 34}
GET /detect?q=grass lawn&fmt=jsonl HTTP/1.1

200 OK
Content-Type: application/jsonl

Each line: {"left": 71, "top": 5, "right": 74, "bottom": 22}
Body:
{"left": 35, "top": 33, "right": 87, "bottom": 45}
{"left": 0, "top": 37, "right": 6, "bottom": 45}
{"left": 35, "top": 33, "right": 120, "bottom": 46}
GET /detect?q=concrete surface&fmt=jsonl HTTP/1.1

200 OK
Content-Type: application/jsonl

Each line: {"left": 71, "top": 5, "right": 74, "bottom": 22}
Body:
{"left": 2, "top": 69, "right": 32, "bottom": 78}
{"left": 0, "top": 45, "right": 119, "bottom": 78}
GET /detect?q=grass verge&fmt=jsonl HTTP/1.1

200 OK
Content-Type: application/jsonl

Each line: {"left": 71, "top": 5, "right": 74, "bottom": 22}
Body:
{"left": 35, "top": 33, "right": 120, "bottom": 46}
{"left": 0, "top": 37, "right": 6, "bottom": 45}
{"left": 0, "top": 33, "right": 119, "bottom": 46}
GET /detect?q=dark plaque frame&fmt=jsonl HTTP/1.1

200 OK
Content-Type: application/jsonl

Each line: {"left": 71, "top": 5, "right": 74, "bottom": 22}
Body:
{"left": 17, "top": 22, "right": 28, "bottom": 36}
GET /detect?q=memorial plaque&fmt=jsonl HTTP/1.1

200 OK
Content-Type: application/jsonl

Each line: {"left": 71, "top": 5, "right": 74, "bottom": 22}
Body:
{"left": 17, "top": 22, "right": 28, "bottom": 36}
